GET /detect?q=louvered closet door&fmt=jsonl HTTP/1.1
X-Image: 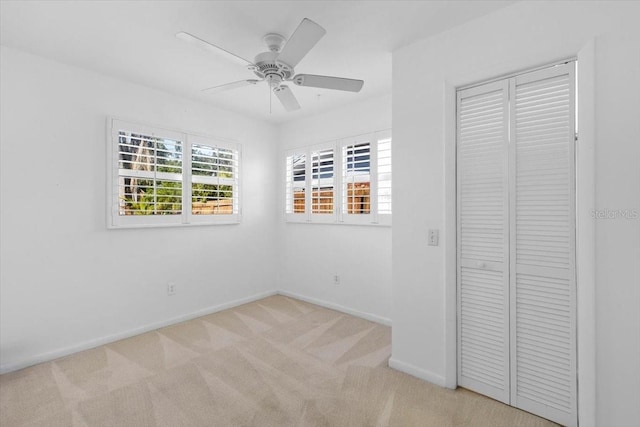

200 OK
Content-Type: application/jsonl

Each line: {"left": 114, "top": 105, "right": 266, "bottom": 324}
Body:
{"left": 510, "top": 63, "right": 577, "bottom": 426}
{"left": 457, "top": 80, "right": 511, "bottom": 404}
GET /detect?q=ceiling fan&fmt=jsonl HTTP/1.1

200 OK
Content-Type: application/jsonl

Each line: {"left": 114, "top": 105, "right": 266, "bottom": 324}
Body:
{"left": 176, "top": 18, "right": 364, "bottom": 112}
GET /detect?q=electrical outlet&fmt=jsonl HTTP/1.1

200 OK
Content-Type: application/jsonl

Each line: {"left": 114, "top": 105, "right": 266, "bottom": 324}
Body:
{"left": 333, "top": 274, "right": 340, "bottom": 285}
{"left": 428, "top": 229, "right": 439, "bottom": 246}
{"left": 167, "top": 282, "right": 176, "bottom": 296}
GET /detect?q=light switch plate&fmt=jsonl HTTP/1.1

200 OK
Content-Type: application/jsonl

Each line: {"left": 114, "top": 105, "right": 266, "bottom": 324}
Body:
{"left": 428, "top": 229, "right": 439, "bottom": 246}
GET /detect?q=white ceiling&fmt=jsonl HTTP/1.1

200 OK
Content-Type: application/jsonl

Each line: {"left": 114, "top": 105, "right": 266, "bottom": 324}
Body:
{"left": 0, "top": 0, "right": 513, "bottom": 124}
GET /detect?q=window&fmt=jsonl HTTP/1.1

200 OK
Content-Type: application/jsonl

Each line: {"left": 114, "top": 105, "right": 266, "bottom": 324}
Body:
{"left": 342, "top": 138, "right": 371, "bottom": 216}
{"left": 190, "top": 139, "right": 239, "bottom": 220}
{"left": 311, "top": 147, "right": 335, "bottom": 215}
{"left": 109, "top": 118, "right": 241, "bottom": 228}
{"left": 285, "top": 153, "right": 306, "bottom": 214}
{"left": 285, "top": 130, "right": 391, "bottom": 225}
{"left": 116, "top": 130, "right": 183, "bottom": 217}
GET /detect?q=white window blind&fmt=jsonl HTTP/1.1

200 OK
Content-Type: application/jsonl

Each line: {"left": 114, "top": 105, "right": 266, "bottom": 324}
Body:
{"left": 109, "top": 118, "right": 241, "bottom": 228}
{"left": 377, "top": 135, "right": 392, "bottom": 215}
{"left": 285, "top": 153, "right": 306, "bottom": 214}
{"left": 284, "top": 130, "right": 391, "bottom": 225}
{"left": 343, "top": 140, "right": 371, "bottom": 216}
{"left": 117, "top": 131, "right": 183, "bottom": 216}
{"left": 340, "top": 130, "right": 392, "bottom": 225}
{"left": 311, "top": 148, "right": 335, "bottom": 215}
{"left": 191, "top": 143, "right": 239, "bottom": 217}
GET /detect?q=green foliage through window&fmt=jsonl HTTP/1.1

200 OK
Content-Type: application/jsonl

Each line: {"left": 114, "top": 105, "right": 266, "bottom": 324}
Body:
{"left": 112, "top": 120, "right": 240, "bottom": 227}
{"left": 118, "top": 132, "right": 182, "bottom": 216}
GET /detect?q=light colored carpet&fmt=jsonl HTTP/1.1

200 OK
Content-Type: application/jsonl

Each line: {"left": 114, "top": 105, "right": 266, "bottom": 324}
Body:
{"left": 0, "top": 295, "right": 558, "bottom": 426}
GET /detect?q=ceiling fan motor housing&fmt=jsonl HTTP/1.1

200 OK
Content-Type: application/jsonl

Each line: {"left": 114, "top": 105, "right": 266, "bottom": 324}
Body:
{"left": 252, "top": 51, "right": 293, "bottom": 87}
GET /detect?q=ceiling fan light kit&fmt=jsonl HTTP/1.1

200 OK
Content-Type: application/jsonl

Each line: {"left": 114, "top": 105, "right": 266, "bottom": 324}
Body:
{"left": 177, "top": 18, "right": 364, "bottom": 112}
{"left": 262, "top": 33, "right": 287, "bottom": 53}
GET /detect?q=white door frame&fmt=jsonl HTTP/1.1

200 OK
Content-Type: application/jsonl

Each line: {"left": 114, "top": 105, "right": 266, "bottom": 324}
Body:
{"left": 443, "top": 45, "right": 597, "bottom": 426}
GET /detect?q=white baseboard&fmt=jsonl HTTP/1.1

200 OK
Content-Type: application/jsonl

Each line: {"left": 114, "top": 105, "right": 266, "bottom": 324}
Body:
{"left": 0, "top": 290, "right": 277, "bottom": 374}
{"left": 1, "top": 290, "right": 392, "bottom": 374}
{"left": 277, "top": 290, "right": 392, "bottom": 326}
{"left": 388, "top": 357, "right": 449, "bottom": 388}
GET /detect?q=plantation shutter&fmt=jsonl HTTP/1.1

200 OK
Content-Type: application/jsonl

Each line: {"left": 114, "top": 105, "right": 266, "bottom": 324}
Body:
{"left": 110, "top": 120, "right": 185, "bottom": 227}
{"left": 189, "top": 139, "right": 240, "bottom": 222}
{"left": 109, "top": 119, "right": 242, "bottom": 228}
{"left": 341, "top": 136, "right": 373, "bottom": 224}
{"left": 457, "top": 80, "right": 511, "bottom": 404}
{"left": 509, "top": 63, "right": 577, "bottom": 426}
{"left": 311, "top": 147, "right": 335, "bottom": 216}
{"left": 377, "top": 133, "right": 392, "bottom": 217}
{"left": 116, "top": 131, "right": 183, "bottom": 216}
{"left": 285, "top": 152, "right": 306, "bottom": 215}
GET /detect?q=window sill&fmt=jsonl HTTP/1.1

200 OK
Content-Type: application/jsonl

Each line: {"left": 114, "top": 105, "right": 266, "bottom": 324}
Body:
{"left": 284, "top": 218, "right": 391, "bottom": 227}
{"left": 107, "top": 219, "right": 241, "bottom": 229}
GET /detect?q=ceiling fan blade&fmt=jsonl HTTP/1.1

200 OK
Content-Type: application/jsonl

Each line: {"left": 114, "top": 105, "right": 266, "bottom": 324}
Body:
{"left": 202, "top": 79, "right": 260, "bottom": 93}
{"left": 292, "top": 74, "right": 364, "bottom": 92}
{"left": 176, "top": 32, "right": 254, "bottom": 66}
{"left": 273, "top": 85, "right": 301, "bottom": 111}
{"left": 276, "top": 18, "right": 326, "bottom": 68}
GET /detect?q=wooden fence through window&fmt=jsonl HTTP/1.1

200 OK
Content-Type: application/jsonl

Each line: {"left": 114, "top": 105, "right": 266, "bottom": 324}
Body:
{"left": 192, "top": 200, "right": 233, "bottom": 215}
{"left": 293, "top": 182, "right": 370, "bottom": 214}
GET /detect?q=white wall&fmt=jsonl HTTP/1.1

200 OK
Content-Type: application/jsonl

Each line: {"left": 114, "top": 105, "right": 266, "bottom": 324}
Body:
{"left": 277, "top": 95, "right": 393, "bottom": 324}
{"left": 391, "top": 1, "right": 639, "bottom": 426}
{"left": 0, "top": 46, "right": 280, "bottom": 372}
{"left": 593, "top": 29, "right": 640, "bottom": 427}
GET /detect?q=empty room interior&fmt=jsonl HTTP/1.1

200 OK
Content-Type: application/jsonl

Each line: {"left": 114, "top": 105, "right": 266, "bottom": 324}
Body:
{"left": 1, "top": 1, "right": 639, "bottom": 426}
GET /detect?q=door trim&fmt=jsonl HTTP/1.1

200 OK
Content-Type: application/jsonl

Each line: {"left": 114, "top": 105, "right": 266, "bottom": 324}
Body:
{"left": 444, "top": 47, "right": 596, "bottom": 427}
{"left": 449, "top": 59, "right": 586, "bottom": 427}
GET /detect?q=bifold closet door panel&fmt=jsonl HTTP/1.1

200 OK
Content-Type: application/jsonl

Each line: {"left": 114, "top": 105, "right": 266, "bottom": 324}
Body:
{"left": 510, "top": 63, "right": 577, "bottom": 426}
{"left": 457, "top": 80, "right": 510, "bottom": 404}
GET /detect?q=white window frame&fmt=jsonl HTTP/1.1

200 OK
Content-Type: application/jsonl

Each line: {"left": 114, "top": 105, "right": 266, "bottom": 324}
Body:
{"left": 285, "top": 150, "right": 307, "bottom": 221}
{"left": 309, "top": 142, "right": 337, "bottom": 223}
{"left": 107, "top": 117, "right": 241, "bottom": 228}
{"left": 284, "top": 129, "right": 391, "bottom": 226}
